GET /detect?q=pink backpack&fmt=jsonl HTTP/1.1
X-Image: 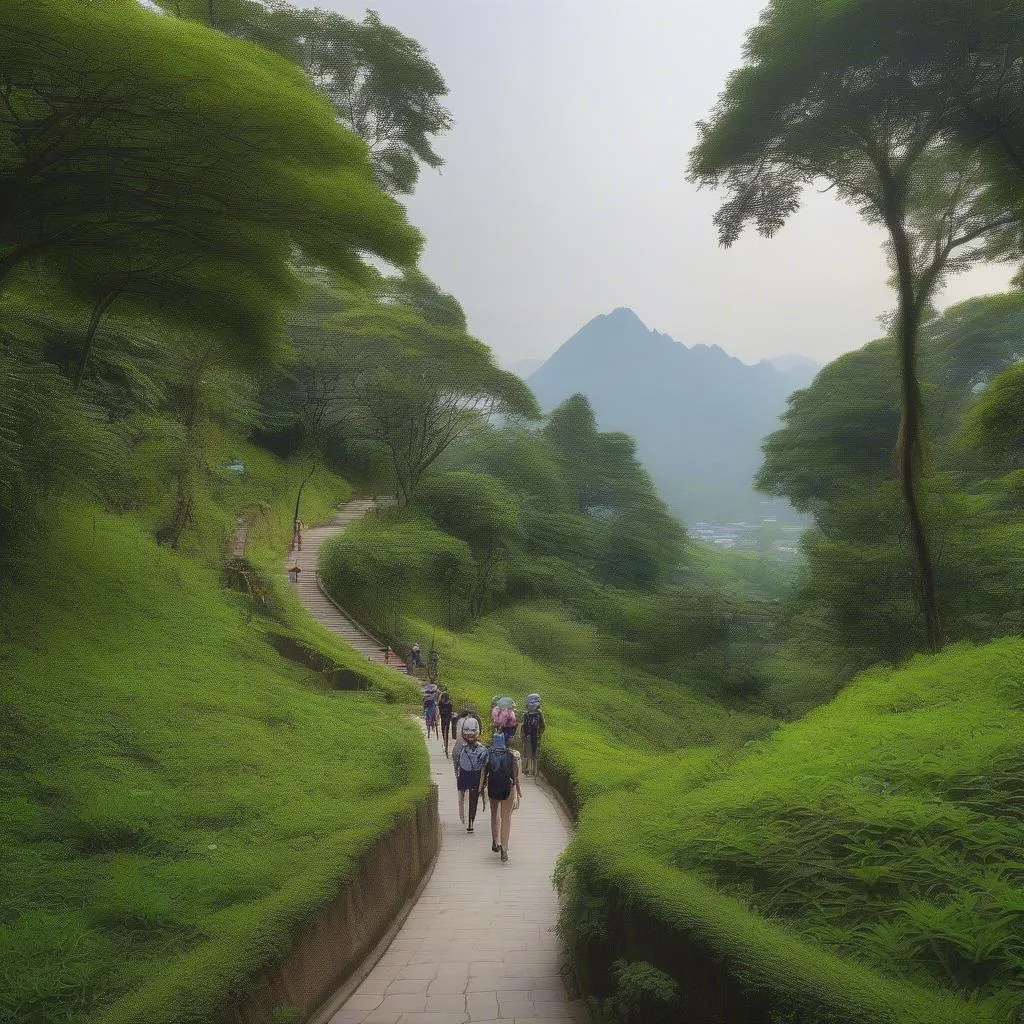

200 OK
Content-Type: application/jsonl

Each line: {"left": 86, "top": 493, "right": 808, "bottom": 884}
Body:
{"left": 492, "top": 706, "right": 517, "bottom": 728}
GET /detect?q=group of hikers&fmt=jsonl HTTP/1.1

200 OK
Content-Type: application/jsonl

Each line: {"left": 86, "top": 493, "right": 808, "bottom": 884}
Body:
{"left": 421, "top": 679, "right": 546, "bottom": 864}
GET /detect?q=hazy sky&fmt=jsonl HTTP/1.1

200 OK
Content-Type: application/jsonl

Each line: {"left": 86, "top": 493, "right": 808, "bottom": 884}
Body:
{"left": 325, "top": 0, "right": 1013, "bottom": 368}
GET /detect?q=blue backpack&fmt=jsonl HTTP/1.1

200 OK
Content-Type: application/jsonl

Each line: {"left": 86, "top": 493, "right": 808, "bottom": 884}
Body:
{"left": 486, "top": 747, "right": 514, "bottom": 800}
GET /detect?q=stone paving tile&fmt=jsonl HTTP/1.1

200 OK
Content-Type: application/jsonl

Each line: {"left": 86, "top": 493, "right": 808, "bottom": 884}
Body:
{"left": 326, "top": 723, "right": 583, "bottom": 1024}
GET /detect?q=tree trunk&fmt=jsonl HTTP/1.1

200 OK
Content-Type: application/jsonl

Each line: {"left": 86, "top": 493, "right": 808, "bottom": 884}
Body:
{"left": 889, "top": 222, "right": 944, "bottom": 653}
{"left": 72, "top": 290, "right": 119, "bottom": 389}
{"left": 293, "top": 458, "right": 317, "bottom": 535}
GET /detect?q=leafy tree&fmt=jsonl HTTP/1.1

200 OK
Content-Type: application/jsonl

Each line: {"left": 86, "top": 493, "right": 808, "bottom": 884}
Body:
{"left": 326, "top": 277, "right": 539, "bottom": 503}
{"left": 417, "top": 471, "right": 524, "bottom": 617}
{"left": 544, "top": 395, "right": 652, "bottom": 513}
{"left": 0, "top": 0, "right": 420, "bottom": 379}
{"left": 155, "top": 0, "right": 452, "bottom": 194}
{"left": 688, "top": 1, "right": 1023, "bottom": 651}
{"left": 760, "top": 296, "right": 1024, "bottom": 661}
{"left": 961, "top": 362, "right": 1024, "bottom": 464}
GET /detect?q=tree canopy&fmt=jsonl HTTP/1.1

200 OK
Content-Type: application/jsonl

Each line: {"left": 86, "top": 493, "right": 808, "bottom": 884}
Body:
{"left": 688, "top": 0, "right": 1024, "bottom": 651}
{"left": 324, "top": 275, "right": 540, "bottom": 503}
{"left": 0, "top": 0, "right": 420, "bottom": 386}
{"left": 154, "top": 0, "right": 452, "bottom": 194}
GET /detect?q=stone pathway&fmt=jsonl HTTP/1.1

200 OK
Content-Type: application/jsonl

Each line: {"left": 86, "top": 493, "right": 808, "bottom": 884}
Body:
{"left": 287, "top": 498, "right": 397, "bottom": 665}
{"left": 325, "top": 731, "right": 586, "bottom": 1024}
{"left": 290, "top": 499, "right": 587, "bottom": 1024}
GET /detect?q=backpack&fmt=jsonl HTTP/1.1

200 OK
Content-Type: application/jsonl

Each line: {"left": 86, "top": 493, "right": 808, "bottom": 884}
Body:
{"left": 525, "top": 693, "right": 541, "bottom": 712}
{"left": 523, "top": 709, "right": 542, "bottom": 739}
{"left": 487, "top": 747, "right": 513, "bottom": 800}
{"left": 492, "top": 706, "right": 516, "bottom": 728}
{"left": 424, "top": 693, "right": 437, "bottom": 711}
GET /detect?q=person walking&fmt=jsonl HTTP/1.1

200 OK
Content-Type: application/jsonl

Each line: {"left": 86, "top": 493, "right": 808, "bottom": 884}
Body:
{"left": 482, "top": 732, "right": 521, "bottom": 862}
{"left": 438, "top": 688, "right": 454, "bottom": 757}
{"left": 522, "top": 693, "right": 545, "bottom": 776}
{"left": 454, "top": 715, "right": 487, "bottom": 832}
{"left": 423, "top": 683, "right": 439, "bottom": 740}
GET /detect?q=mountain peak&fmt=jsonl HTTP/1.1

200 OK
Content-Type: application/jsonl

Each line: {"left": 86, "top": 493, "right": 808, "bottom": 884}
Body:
{"left": 528, "top": 309, "right": 819, "bottom": 524}
{"left": 605, "top": 306, "right": 645, "bottom": 325}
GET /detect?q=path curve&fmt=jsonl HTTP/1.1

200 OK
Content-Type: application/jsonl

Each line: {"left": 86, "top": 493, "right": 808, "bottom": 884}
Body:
{"left": 288, "top": 498, "right": 397, "bottom": 665}
{"left": 289, "top": 499, "right": 588, "bottom": 1024}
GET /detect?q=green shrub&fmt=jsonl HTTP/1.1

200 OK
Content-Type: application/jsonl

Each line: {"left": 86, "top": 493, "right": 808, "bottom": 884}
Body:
{"left": 600, "top": 960, "right": 679, "bottom": 1024}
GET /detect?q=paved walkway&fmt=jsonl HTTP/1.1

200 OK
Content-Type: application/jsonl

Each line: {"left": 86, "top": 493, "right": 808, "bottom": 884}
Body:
{"left": 287, "top": 498, "right": 397, "bottom": 665}
{"left": 326, "top": 732, "right": 586, "bottom": 1024}
{"left": 289, "top": 499, "right": 587, "bottom": 1024}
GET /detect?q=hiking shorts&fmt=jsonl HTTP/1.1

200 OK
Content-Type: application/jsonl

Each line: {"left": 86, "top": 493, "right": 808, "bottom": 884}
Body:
{"left": 457, "top": 768, "right": 481, "bottom": 793}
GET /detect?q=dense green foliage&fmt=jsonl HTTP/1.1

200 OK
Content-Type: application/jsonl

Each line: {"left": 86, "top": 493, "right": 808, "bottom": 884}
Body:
{"left": 756, "top": 295, "right": 1024, "bottom": 705}
{"left": 688, "top": 0, "right": 1024, "bottom": 652}
{"left": 154, "top": 0, "right": 452, "bottom": 195}
{"left": 557, "top": 638, "right": 1024, "bottom": 1024}
{"left": 0, "top": 0, "right": 420, "bottom": 562}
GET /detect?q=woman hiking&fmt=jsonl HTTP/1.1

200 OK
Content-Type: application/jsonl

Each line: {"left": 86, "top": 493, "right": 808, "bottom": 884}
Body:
{"left": 522, "top": 693, "right": 545, "bottom": 776}
{"left": 481, "top": 732, "right": 521, "bottom": 862}
{"left": 453, "top": 715, "right": 487, "bottom": 832}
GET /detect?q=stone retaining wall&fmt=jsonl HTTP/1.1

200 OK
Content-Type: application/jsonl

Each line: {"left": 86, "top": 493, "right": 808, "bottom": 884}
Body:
{"left": 222, "top": 785, "right": 439, "bottom": 1024}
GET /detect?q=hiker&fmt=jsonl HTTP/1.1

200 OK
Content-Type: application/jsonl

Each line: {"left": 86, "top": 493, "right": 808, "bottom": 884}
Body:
{"left": 411, "top": 642, "right": 423, "bottom": 668}
{"left": 482, "top": 732, "right": 521, "bottom": 862}
{"left": 454, "top": 715, "right": 488, "bottom": 832}
{"left": 423, "top": 683, "right": 439, "bottom": 740}
{"left": 287, "top": 564, "right": 301, "bottom": 584}
{"left": 492, "top": 697, "right": 518, "bottom": 746}
{"left": 522, "top": 693, "right": 545, "bottom": 776}
{"left": 292, "top": 519, "right": 303, "bottom": 552}
{"left": 438, "top": 688, "right": 454, "bottom": 757}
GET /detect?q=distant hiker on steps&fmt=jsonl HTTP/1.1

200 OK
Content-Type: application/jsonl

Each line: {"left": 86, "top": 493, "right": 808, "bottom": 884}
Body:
{"left": 291, "top": 518, "right": 303, "bottom": 552}
{"left": 482, "top": 732, "right": 521, "bottom": 862}
{"left": 454, "top": 716, "right": 487, "bottom": 832}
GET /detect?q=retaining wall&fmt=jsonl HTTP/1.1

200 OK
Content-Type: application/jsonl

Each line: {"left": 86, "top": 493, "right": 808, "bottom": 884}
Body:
{"left": 221, "top": 785, "right": 439, "bottom": 1024}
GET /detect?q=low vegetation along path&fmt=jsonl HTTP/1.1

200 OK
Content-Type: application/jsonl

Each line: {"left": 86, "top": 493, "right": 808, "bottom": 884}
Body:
{"left": 289, "top": 498, "right": 588, "bottom": 1024}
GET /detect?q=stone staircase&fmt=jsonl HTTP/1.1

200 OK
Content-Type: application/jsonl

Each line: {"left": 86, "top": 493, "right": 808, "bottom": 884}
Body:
{"left": 286, "top": 497, "right": 399, "bottom": 667}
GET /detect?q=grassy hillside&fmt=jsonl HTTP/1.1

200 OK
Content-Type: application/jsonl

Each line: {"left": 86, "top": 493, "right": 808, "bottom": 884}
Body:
{"left": 404, "top": 607, "right": 775, "bottom": 804}
{"left": 0, "top": 501, "right": 424, "bottom": 1024}
{"left": 317, "top": 504, "right": 1021, "bottom": 1023}
{"left": 558, "top": 639, "right": 1024, "bottom": 1024}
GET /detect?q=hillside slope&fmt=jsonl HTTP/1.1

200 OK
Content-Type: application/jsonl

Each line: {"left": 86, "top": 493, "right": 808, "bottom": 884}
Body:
{"left": 528, "top": 308, "right": 817, "bottom": 523}
{"left": 0, "top": 506, "right": 424, "bottom": 1024}
{"left": 560, "top": 638, "right": 1024, "bottom": 1023}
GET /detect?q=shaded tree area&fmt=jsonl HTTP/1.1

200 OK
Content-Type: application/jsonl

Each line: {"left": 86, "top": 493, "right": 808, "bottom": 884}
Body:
{"left": 153, "top": 0, "right": 452, "bottom": 194}
{"left": 688, "top": 0, "right": 1024, "bottom": 652}
{"left": 758, "top": 294, "right": 1024, "bottom": 710}
{"left": 0, "top": 0, "right": 439, "bottom": 568}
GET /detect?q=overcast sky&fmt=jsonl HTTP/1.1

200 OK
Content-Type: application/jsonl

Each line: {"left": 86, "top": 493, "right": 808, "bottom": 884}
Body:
{"left": 324, "top": 0, "right": 1013, "bottom": 368}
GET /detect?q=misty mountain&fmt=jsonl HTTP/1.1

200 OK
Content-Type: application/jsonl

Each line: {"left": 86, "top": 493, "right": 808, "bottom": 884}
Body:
{"left": 527, "top": 308, "right": 818, "bottom": 524}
